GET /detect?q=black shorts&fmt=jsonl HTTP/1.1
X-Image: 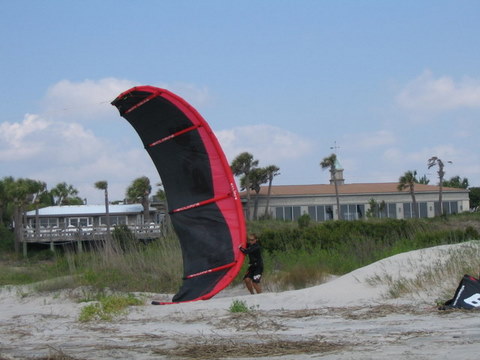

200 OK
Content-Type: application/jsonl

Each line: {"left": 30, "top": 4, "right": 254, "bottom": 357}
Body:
{"left": 244, "top": 265, "right": 263, "bottom": 283}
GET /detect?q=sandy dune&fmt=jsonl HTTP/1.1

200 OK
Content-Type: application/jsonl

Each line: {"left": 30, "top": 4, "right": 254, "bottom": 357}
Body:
{"left": 1, "top": 241, "right": 480, "bottom": 359}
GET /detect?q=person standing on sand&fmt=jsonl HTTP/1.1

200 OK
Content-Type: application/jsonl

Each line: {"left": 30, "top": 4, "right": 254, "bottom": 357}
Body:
{"left": 240, "top": 233, "right": 263, "bottom": 294}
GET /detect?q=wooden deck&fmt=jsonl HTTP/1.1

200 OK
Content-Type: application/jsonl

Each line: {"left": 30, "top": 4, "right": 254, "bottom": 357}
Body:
{"left": 22, "top": 224, "right": 165, "bottom": 244}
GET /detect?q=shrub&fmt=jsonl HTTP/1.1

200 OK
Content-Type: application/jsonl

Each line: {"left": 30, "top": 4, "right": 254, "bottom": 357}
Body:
{"left": 112, "top": 224, "right": 137, "bottom": 252}
{"left": 229, "top": 299, "right": 250, "bottom": 313}
{"left": 0, "top": 223, "right": 14, "bottom": 252}
{"left": 465, "top": 226, "right": 479, "bottom": 240}
{"left": 78, "top": 293, "right": 143, "bottom": 322}
{"left": 297, "top": 214, "right": 311, "bottom": 229}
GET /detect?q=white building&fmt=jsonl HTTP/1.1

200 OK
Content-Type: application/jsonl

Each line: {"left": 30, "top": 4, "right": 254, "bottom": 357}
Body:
{"left": 25, "top": 204, "right": 160, "bottom": 229}
{"left": 243, "top": 182, "right": 469, "bottom": 221}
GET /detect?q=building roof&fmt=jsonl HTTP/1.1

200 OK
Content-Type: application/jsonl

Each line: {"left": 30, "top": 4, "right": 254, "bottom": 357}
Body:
{"left": 26, "top": 204, "right": 146, "bottom": 217}
{"left": 243, "top": 182, "right": 468, "bottom": 197}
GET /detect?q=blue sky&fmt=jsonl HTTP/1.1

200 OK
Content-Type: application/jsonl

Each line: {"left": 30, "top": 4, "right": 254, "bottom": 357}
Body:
{"left": 1, "top": 1, "right": 480, "bottom": 204}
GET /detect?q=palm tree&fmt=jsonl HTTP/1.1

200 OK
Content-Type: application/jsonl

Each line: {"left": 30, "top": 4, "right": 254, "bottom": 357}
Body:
{"left": 32, "top": 181, "right": 47, "bottom": 237}
{"left": 154, "top": 181, "right": 167, "bottom": 215}
{"left": 320, "top": 153, "right": 342, "bottom": 220}
{"left": 263, "top": 165, "right": 280, "bottom": 218}
{"left": 443, "top": 175, "right": 469, "bottom": 189}
{"left": 241, "top": 167, "right": 268, "bottom": 220}
{"left": 417, "top": 174, "right": 430, "bottom": 184}
{"left": 126, "top": 176, "right": 152, "bottom": 223}
{"left": 0, "top": 177, "right": 13, "bottom": 229}
{"left": 4, "top": 178, "right": 45, "bottom": 253}
{"left": 427, "top": 157, "right": 451, "bottom": 216}
{"left": 94, "top": 181, "right": 111, "bottom": 239}
{"left": 155, "top": 182, "right": 166, "bottom": 201}
{"left": 469, "top": 187, "right": 480, "bottom": 210}
{"left": 0, "top": 178, "right": 6, "bottom": 225}
{"left": 230, "top": 152, "right": 259, "bottom": 220}
{"left": 398, "top": 170, "right": 418, "bottom": 218}
{"left": 50, "top": 182, "right": 80, "bottom": 205}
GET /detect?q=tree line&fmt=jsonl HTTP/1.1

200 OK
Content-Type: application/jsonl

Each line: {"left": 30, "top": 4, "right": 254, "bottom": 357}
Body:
{"left": 2, "top": 152, "right": 479, "bottom": 252}
{"left": 396, "top": 156, "right": 479, "bottom": 218}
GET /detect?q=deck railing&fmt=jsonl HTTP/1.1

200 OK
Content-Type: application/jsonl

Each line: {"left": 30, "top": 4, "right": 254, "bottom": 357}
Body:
{"left": 23, "top": 223, "right": 164, "bottom": 243}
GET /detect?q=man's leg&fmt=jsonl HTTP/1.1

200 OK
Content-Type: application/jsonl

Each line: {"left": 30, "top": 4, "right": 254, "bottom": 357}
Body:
{"left": 252, "top": 282, "right": 262, "bottom": 294}
{"left": 244, "top": 278, "right": 255, "bottom": 294}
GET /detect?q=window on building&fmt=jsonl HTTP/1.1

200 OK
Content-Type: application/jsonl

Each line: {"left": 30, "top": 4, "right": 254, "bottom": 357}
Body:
{"left": 357, "top": 205, "right": 364, "bottom": 218}
{"left": 275, "top": 206, "right": 302, "bottom": 221}
{"left": 403, "top": 202, "right": 428, "bottom": 218}
{"left": 30, "top": 217, "right": 58, "bottom": 228}
{"left": 325, "top": 206, "right": 334, "bottom": 220}
{"left": 284, "top": 207, "right": 293, "bottom": 221}
{"left": 340, "top": 204, "right": 365, "bottom": 220}
{"left": 419, "top": 202, "right": 428, "bottom": 218}
{"left": 314, "top": 205, "right": 325, "bottom": 221}
{"left": 307, "top": 205, "right": 333, "bottom": 222}
{"left": 403, "top": 203, "right": 413, "bottom": 218}
{"left": 275, "top": 207, "right": 283, "bottom": 220}
{"left": 307, "top": 205, "right": 364, "bottom": 221}
{"left": 434, "top": 201, "right": 459, "bottom": 215}
{"left": 388, "top": 203, "right": 397, "bottom": 218}
{"left": 293, "top": 207, "right": 301, "bottom": 220}
{"left": 378, "top": 203, "right": 397, "bottom": 219}
{"left": 100, "top": 215, "right": 127, "bottom": 226}
{"left": 69, "top": 217, "right": 91, "bottom": 227}
{"left": 450, "top": 201, "right": 458, "bottom": 214}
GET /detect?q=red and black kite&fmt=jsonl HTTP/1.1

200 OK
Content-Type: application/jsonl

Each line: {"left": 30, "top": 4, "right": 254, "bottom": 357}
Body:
{"left": 112, "top": 86, "right": 246, "bottom": 303}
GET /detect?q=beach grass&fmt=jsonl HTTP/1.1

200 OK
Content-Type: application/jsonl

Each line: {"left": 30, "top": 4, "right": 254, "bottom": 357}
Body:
{"left": 365, "top": 240, "right": 480, "bottom": 302}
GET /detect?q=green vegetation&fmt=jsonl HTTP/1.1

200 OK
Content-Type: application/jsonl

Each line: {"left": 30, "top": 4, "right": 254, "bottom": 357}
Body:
{"left": 0, "top": 223, "right": 14, "bottom": 253}
{"left": 1, "top": 213, "right": 480, "bottom": 297}
{"left": 0, "top": 231, "right": 183, "bottom": 293}
{"left": 229, "top": 299, "right": 250, "bottom": 313}
{"left": 78, "top": 293, "right": 143, "bottom": 322}
{"left": 249, "top": 213, "right": 480, "bottom": 291}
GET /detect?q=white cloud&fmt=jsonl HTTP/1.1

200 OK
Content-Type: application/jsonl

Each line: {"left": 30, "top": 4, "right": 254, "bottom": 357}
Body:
{"left": 344, "top": 130, "right": 396, "bottom": 150}
{"left": 381, "top": 147, "right": 402, "bottom": 162}
{"left": 0, "top": 110, "right": 156, "bottom": 203}
{"left": 41, "top": 78, "right": 213, "bottom": 122}
{"left": 382, "top": 145, "right": 460, "bottom": 164}
{"left": 165, "top": 83, "right": 213, "bottom": 108}
{"left": 0, "top": 114, "right": 51, "bottom": 160}
{"left": 1, "top": 78, "right": 221, "bottom": 203}
{"left": 42, "top": 78, "right": 139, "bottom": 120}
{"left": 377, "top": 145, "right": 468, "bottom": 184}
{"left": 215, "top": 124, "right": 314, "bottom": 164}
{"left": 396, "top": 70, "right": 480, "bottom": 111}
{"left": 34, "top": 148, "right": 158, "bottom": 204}
{"left": 0, "top": 114, "right": 105, "bottom": 164}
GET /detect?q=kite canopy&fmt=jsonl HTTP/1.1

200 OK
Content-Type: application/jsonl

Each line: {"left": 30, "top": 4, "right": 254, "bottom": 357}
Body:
{"left": 111, "top": 86, "right": 246, "bottom": 303}
{"left": 440, "top": 274, "right": 480, "bottom": 310}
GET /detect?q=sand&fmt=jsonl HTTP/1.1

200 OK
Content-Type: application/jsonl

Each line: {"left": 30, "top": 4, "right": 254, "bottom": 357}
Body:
{"left": 1, "top": 241, "right": 480, "bottom": 359}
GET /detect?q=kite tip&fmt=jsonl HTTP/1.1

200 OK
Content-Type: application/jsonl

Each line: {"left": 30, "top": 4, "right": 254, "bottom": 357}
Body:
{"left": 151, "top": 300, "right": 166, "bottom": 305}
